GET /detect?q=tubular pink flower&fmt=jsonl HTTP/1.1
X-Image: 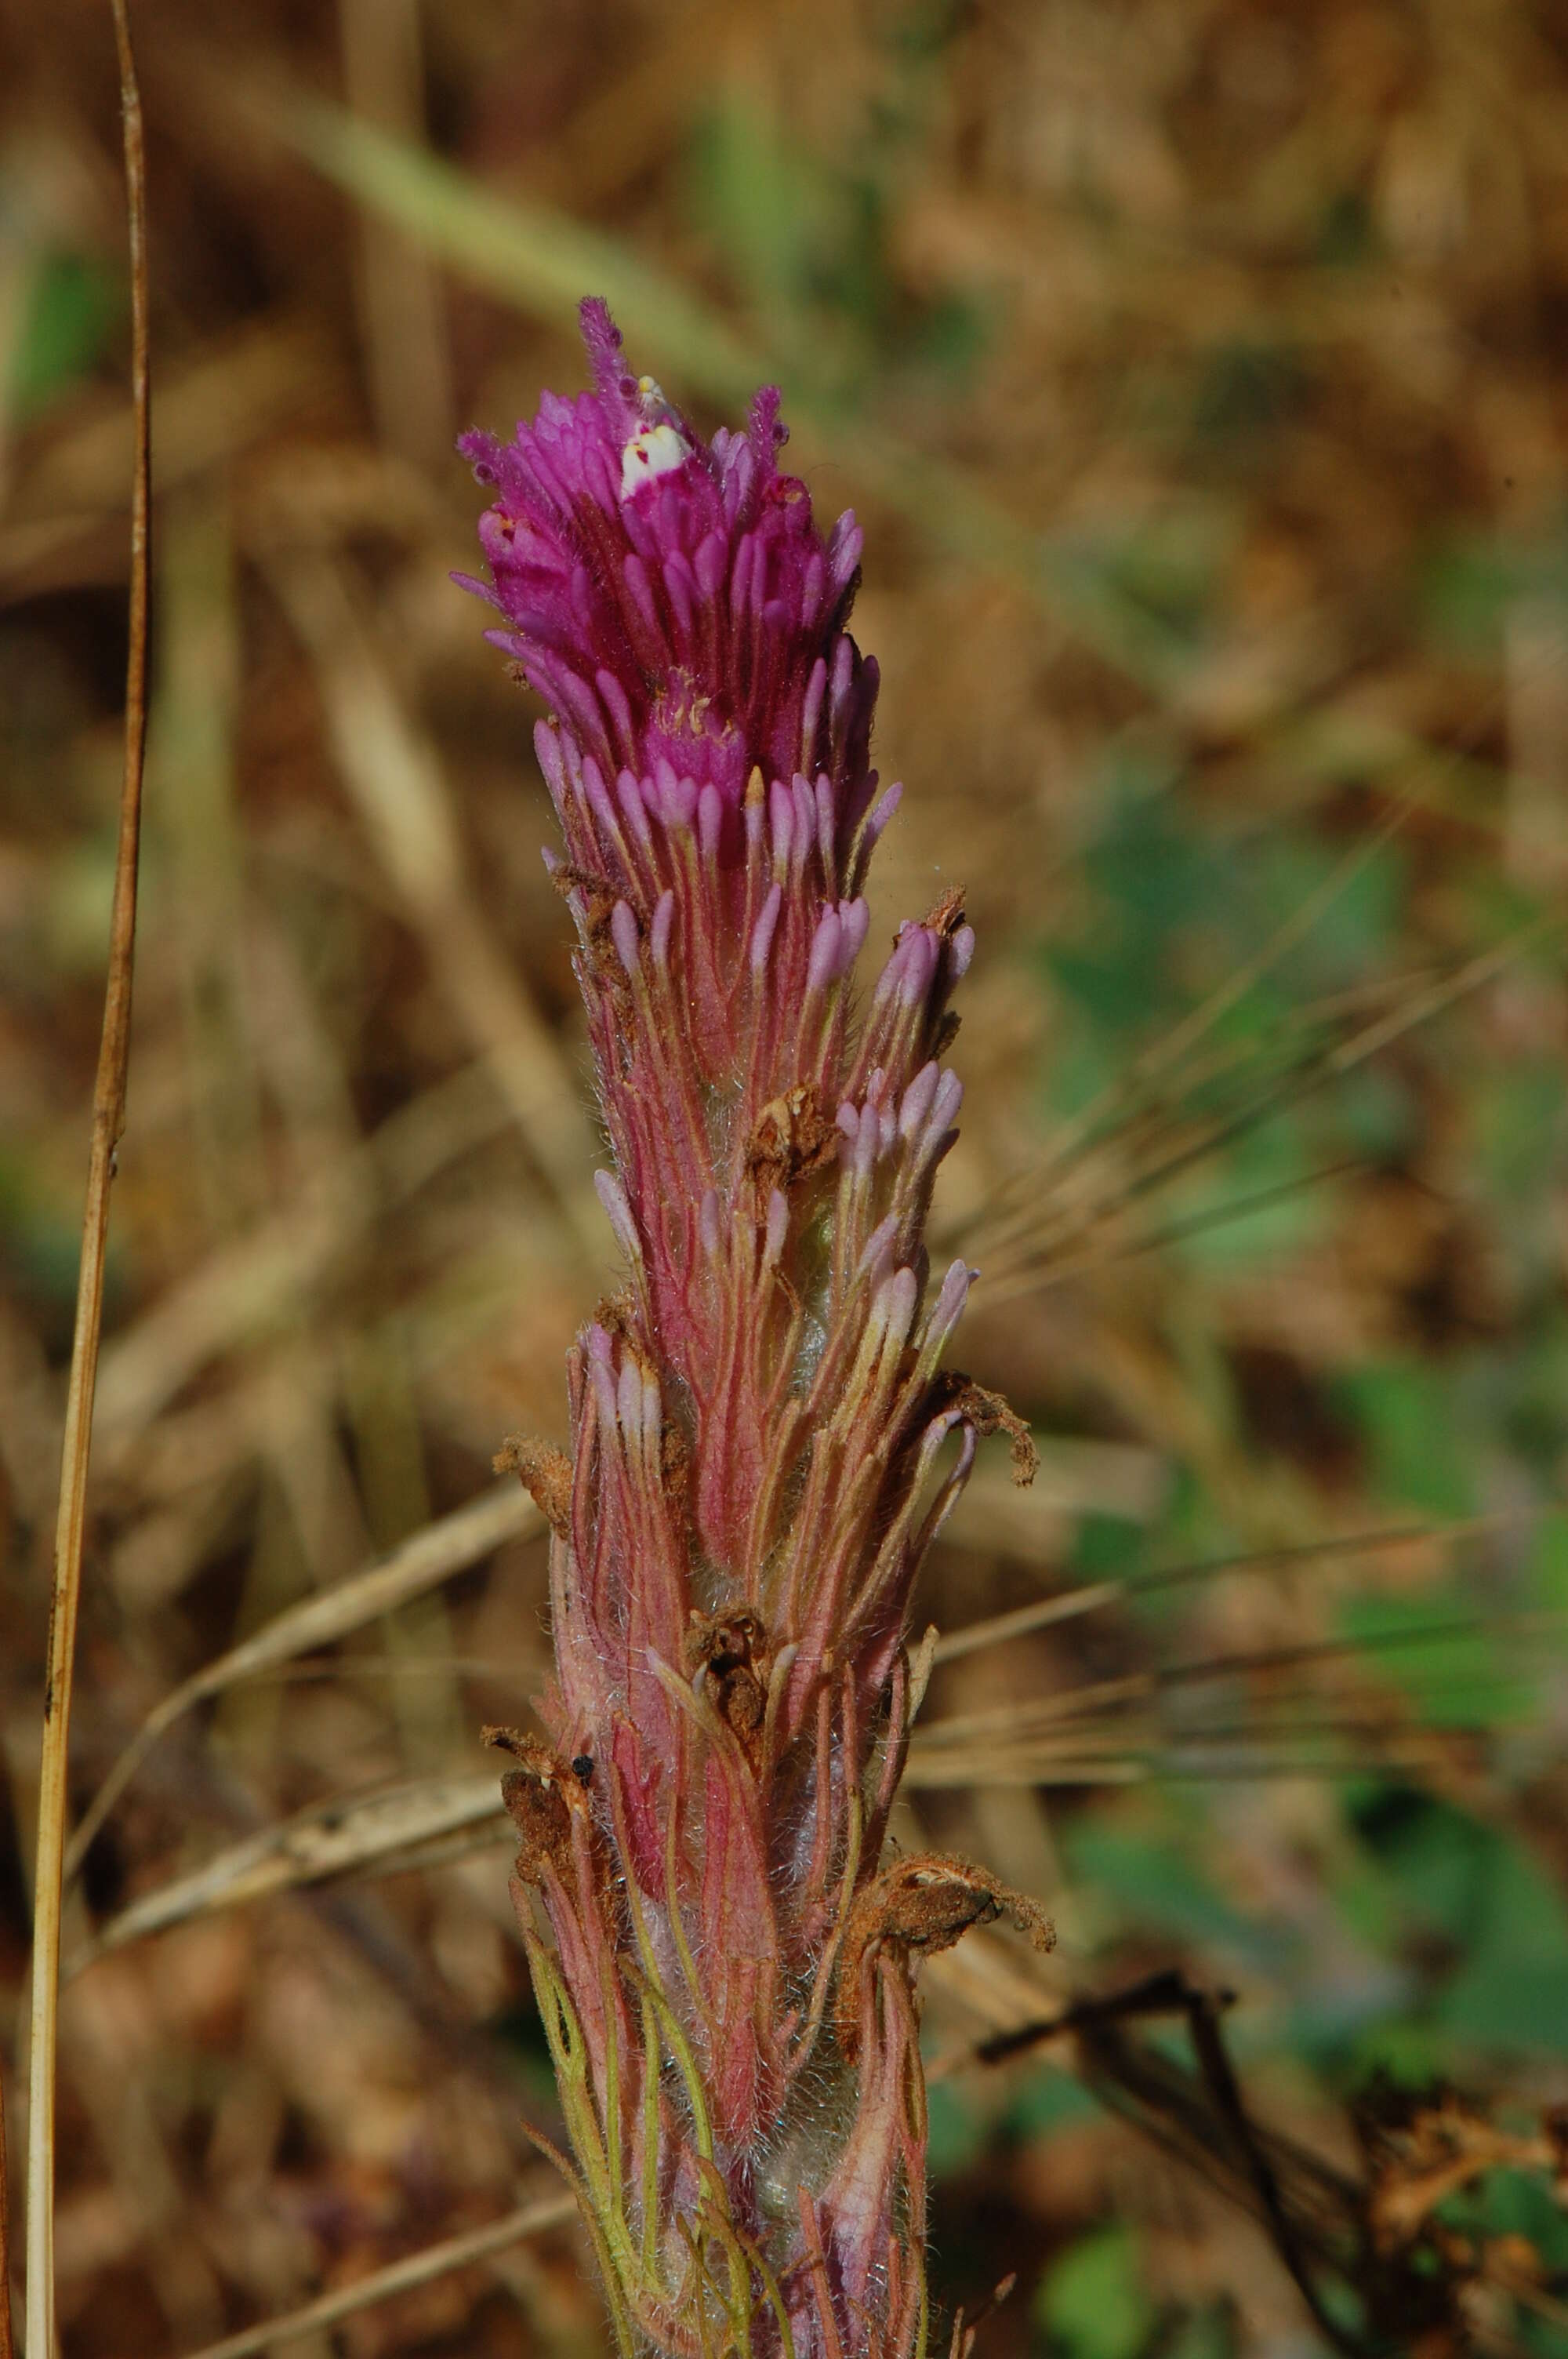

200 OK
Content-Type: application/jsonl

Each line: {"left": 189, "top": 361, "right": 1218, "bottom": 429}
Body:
{"left": 466, "top": 300, "right": 1047, "bottom": 2359}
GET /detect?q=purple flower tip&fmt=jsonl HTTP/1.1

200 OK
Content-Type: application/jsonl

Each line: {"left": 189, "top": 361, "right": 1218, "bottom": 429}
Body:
{"left": 579, "top": 296, "right": 628, "bottom": 411}
{"left": 458, "top": 304, "right": 873, "bottom": 812}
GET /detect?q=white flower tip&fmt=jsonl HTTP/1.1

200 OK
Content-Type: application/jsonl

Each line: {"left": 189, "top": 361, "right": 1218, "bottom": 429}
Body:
{"left": 611, "top": 900, "right": 640, "bottom": 976}
{"left": 593, "top": 1169, "right": 644, "bottom": 1266}
{"left": 619, "top": 420, "right": 691, "bottom": 499}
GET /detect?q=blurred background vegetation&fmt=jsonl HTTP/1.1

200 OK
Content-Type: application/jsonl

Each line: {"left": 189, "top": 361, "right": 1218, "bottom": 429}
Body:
{"left": 2, "top": 0, "right": 1567, "bottom": 2353}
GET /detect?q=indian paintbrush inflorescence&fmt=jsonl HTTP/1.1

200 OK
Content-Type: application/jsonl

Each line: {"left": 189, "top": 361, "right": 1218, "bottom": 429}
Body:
{"left": 459, "top": 300, "right": 1048, "bottom": 2359}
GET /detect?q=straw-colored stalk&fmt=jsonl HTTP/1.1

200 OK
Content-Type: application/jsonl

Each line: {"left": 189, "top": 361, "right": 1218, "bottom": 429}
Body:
{"left": 24, "top": 2, "right": 150, "bottom": 2350}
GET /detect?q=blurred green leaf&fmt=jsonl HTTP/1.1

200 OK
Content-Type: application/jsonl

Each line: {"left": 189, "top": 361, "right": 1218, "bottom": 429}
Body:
{"left": 1245, "top": 833, "right": 1406, "bottom": 998}
{"left": 1436, "top": 1835, "right": 1568, "bottom": 2055}
{"left": 1355, "top": 1790, "right": 1486, "bottom": 1945}
{"left": 1046, "top": 518, "right": 1226, "bottom": 674}
{"left": 1333, "top": 1063, "right": 1417, "bottom": 1161}
{"left": 1045, "top": 761, "right": 1218, "bottom": 1038}
{"left": 1190, "top": 340, "right": 1308, "bottom": 456}
{"left": 1352, "top": 1790, "right": 1568, "bottom": 2059}
{"left": 1526, "top": 1512, "right": 1568, "bottom": 1614}
{"left": 1065, "top": 1814, "right": 1285, "bottom": 1971}
{"left": 1072, "top": 1511, "right": 1150, "bottom": 1583}
{"left": 0, "top": 1150, "right": 93, "bottom": 1314}
{"left": 1160, "top": 2303, "right": 1236, "bottom": 2359}
{"left": 285, "top": 95, "right": 763, "bottom": 405}
{"left": 1168, "top": 1107, "right": 1331, "bottom": 1270}
{"left": 1334, "top": 2014, "right": 1450, "bottom": 2085}
{"left": 1338, "top": 1590, "right": 1534, "bottom": 1730}
{"left": 1334, "top": 1363, "right": 1475, "bottom": 1520}
{"left": 1003, "top": 2063, "right": 1105, "bottom": 2145}
{"left": 1501, "top": 1318, "right": 1568, "bottom": 1471}
{"left": 7, "top": 249, "right": 122, "bottom": 419}
{"left": 1033, "top": 2226, "right": 1155, "bottom": 2359}
{"left": 926, "top": 2078, "right": 986, "bottom": 2179}
{"left": 1472, "top": 1060, "right": 1568, "bottom": 1206}
{"left": 1316, "top": 188, "right": 1379, "bottom": 268}
{"left": 687, "top": 98, "right": 865, "bottom": 352}
{"left": 1421, "top": 521, "right": 1568, "bottom": 652}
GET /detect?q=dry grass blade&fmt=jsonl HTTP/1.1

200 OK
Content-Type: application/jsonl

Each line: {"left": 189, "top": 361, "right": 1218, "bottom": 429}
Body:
{"left": 964, "top": 1018, "right": 1374, "bottom": 1299}
{"left": 945, "top": 1441, "right": 1170, "bottom": 1559}
{"left": 278, "top": 88, "right": 764, "bottom": 405}
{"left": 970, "top": 913, "right": 1561, "bottom": 1304}
{"left": 935, "top": 1972, "right": 1544, "bottom": 2359}
{"left": 65, "top": 1518, "right": 1516, "bottom": 1961}
{"left": 971, "top": 791, "right": 1418, "bottom": 1259}
{"left": 911, "top": 1593, "right": 1552, "bottom": 1789}
{"left": 923, "top": 1610, "right": 1552, "bottom": 1751}
{"left": 263, "top": 544, "right": 604, "bottom": 1259}
{"left": 0, "top": 2059, "right": 13, "bottom": 2359}
{"left": 25, "top": 4, "right": 150, "bottom": 2350}
{"left": 337, "top": 0, "right": 452, "bottom": 467}
{"left": 930, "top": 1513, "right": 1520, "bottom": 1666}
{"left": 1057, "top": 1154, "right": 1363, "bottom": 1277}
{"left": 73, "top": 1772, "right": 508, "bottom": 1972}
{"left": 174, "top": 2190, "right": 578, "bottom": 2359}
{"left": 65, "top": 1478, "right": 538, "bottom": 1882}
{"left": 93, "top": 1057, "right": 512, "bottom": 1449}
{"left": 903, "top": 1732, "right": 1488, "bottom": 1791}
{"left": 0, "top": 318, "right": 336, "bottom": 593}
{"left": 1033, "top": 1976, "right": 1369, "bottom": 2354}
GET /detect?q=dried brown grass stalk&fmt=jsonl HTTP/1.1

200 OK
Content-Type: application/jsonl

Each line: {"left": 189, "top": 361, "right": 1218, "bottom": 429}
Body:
{"left": 1, "top": 2061, "right": 13, "bottom": 2359}
{"left": 260, "top": 542, "right": 604, "bottom": 1259}
{"left": 969, "top": 913, "right": 1562, "bottom": 1305}
{"left": 68, "top": 1514, "right": 1526, "bottom": 1974}
{"left": 935, "top": 1971, "right": 1558, "bottom": 2358}
{"left": 174, "top": 2190, "right": 577, "bottom": 2359}
{"left": 927, "top": 1511, "right": 1526, "bottom": 1666}
{"left": 71, "top": 1770, "right": 508, "bottom": 1971}
{"left": 24, "top": 2, "right": 150, "bottom": 2348}
{"left": 64, "top": 1478, "right": 539, "bottom": 1884}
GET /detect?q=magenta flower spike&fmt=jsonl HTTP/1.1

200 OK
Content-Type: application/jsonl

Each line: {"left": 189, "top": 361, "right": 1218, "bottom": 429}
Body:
{"left": 463, "top": 301, "right": 1047, "bottom": 2359}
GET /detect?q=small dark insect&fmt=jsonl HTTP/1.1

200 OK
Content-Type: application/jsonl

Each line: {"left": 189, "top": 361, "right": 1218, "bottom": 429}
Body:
{"left": 571, "top": 1754, "right": 594, "bottom": 1785}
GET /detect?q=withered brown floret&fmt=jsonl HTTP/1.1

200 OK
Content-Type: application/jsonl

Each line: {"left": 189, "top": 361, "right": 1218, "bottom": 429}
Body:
{"left": 686, "top": 1605, "right": 770, "bottom": 1757}
{"left": 746, "top": 1082, "right": 840, "bottom": 1195}
{"left": 930, "top": 1372, "right": 1039, "bottom": 1487}
{"left": 835, "top": 1852, "right": 1054, "bottom": 2057}
{"left": 485, "top": 1728, "right": 575, "bottom": 1882}
{"left": 494, "top": 1434, "right": 573, "bottom": 1536}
